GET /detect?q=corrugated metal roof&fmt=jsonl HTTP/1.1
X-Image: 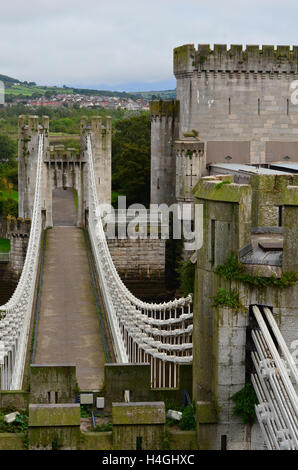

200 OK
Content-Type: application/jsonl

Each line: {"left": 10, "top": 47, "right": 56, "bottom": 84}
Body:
{"left": 210, "top": 163, "right": 292, "bottom": 175}
{"left": 268, "top": 162, "right": 298, "bottom": 173}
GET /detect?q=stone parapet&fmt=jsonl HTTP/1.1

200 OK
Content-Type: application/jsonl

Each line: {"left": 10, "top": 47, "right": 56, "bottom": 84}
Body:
{"left": 174, "top": 43, "right": 298, "bottom": 75}
{"left": 150, "top": 99, "right": 179, "bottom": 118}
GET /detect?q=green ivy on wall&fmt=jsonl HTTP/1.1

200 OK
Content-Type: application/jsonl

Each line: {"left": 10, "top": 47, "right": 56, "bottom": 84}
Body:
{"left": 230, "top": 382, "right": 258, "bottom": 426}
{"left": 215, "top": 253, "right": 298, "bottom": 289}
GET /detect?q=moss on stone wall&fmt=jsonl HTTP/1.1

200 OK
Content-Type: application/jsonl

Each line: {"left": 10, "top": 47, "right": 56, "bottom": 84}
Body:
{"left": 150, "top": 100, "right": 179, "bottom": 117}
{"left": 216, "top": 253, "right": 298, "bottom": 288}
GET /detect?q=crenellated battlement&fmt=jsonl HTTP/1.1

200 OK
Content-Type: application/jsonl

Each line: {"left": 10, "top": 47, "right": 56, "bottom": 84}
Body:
{"left": 18, "top": 115, "right": 49, "bottom": 137}
{"left": 174, "top": 43, "right": 298, "bottom": 75}
{"left": 6, "top": 216, "right": 31, "bottom": 238}
{"left": 80, "top": 115, "right": 112, "bottom": 135}
{"left": 150, "top": 100, "right": 179, "bottom": 118}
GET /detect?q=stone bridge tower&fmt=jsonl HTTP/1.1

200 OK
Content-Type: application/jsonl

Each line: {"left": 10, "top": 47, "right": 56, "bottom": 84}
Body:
{"left": 151, "top": 44, "right": 298, "bottom": 206}
{"left": 18, "top": 115, "right": 111, "bottom": 228}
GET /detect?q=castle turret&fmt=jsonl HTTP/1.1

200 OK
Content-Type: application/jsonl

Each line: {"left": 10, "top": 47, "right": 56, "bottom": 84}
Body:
{"left": 174, "top": 44, "right": 298, "bottom": 165}
{"left": 150, "top": 100, "right": 179, "bottom": 205}
{"left": 7, "top": 216, "right": 31, "bottom": 275}
{"left": 80, "top": 115, "right": 111, "bottom": 206}
{"left": 18, "top": 115, "right": 49, "bottom": 219}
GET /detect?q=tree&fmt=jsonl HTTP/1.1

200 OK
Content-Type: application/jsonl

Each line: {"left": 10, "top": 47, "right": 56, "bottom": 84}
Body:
{"left": 0, "top": 135, "right": 17, "bottom": 163}
{"left": 112, "top": 113, "right": 150, "bottom": 207}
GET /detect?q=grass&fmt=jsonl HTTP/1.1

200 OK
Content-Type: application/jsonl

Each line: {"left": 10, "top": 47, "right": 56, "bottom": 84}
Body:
{"left": 0, "top": 238, "right": 10, "bottom": 252}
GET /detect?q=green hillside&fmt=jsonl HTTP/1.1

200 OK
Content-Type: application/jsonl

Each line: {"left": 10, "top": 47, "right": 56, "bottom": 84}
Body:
{"left": 0, "top": 74, "right": 21, "bottom": 84}
{"left": 0, "top": 73, "right": 176, "bottom": 101}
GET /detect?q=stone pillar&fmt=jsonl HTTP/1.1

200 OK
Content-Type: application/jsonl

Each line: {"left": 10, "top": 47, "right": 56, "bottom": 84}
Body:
{"left": 193, "top": 177, "right": 253, "bottom": 449}
{"left": 7, "top": 217, "right": 31, "bottom": 275}
{"left": 282, "top": 185, "right": 298, "bottom": 272}
{"left": 174, "top": 139, "right": 205, "bottom": 203}
{"left": 112, "top": 402, "right": 166, "bottom": 450}
{"left": 91, "top": 116, "right": 112, "bottom": 206}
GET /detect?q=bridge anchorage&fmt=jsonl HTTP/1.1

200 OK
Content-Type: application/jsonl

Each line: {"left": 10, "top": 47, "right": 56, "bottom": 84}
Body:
{"left": 0, "top": 115, "right": 297, "bottom": 451}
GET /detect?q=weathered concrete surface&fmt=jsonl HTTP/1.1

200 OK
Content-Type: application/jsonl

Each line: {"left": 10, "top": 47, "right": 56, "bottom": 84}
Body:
{"left": 52, "top": 188, "right": 77, "bottom": 226}
{"left": 0, "top": 391, "right": 29, "bottom": 411}
{"left": 30, "top": 365, "right": 77, "bottom": 404}
{"left": 0, "top": 433, "right": 26, "bottom": 450}
{"left": 34, "top": 226, "right": 106, "bottom": 390}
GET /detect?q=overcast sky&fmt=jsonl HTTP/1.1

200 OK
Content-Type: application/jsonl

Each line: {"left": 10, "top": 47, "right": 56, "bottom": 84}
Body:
{"left": 1, "top": 0, "right": 298, "bottom": 91}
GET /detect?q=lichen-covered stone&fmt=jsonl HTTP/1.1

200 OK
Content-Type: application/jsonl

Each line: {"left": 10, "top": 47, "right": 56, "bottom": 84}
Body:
{"left": 29, "top": 404, "right": 80, "bottom": 427}
{"left": 112, "top": 402, "right": 165, "bottom": 425}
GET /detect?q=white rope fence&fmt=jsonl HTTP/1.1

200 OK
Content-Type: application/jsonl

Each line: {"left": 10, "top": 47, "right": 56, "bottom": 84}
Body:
{"left": 87, "top": 134, "right": 193, "bottom": 388}
{"left": 0, "top": 134, "right": 44, "bottom": 390}
{"left": 251, "top": 305, "right": 298, "bottom": 450}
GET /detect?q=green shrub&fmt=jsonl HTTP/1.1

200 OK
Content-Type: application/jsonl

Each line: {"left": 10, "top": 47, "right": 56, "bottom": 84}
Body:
{"left": 80, "top": 405, "right": 91, "bottom": 418}
{"left": 230, "top": 382, "right": 258, "bottom": 426}
{"left": 94, "top": 422, "right": 112, "bottom": 432}
{"left": 0, "top": 410, "right": 28, "bottom": 433}
{"left": 176, "top": 258, "right": 195, "bottom": 296}
{"left": 179, "top": 405, "right": 196, "bottom": 431}
{"left": 211, "top": 287, "right": 245, "bottom": 312}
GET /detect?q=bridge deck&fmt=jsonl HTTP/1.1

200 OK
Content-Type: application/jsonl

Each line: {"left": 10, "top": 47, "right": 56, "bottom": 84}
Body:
{"left": 34, "top": 190, "right": 106, "bottom": 390}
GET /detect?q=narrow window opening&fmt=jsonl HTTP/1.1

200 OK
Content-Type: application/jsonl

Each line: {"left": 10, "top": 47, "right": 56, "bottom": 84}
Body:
{"left": 287, "top": 98, "right": 290, "bottom": 116}
{"left": 55, "top": 392, "right": 58, "bottom": 404}
{"left": 221, "top": 435, "right": 227, "bottom": 450}
{"left": 47, "top": 392, "right": 51, "bottom": 403}
{"left": 98, "top": 177, "right": 100, "bottom": 184}
{"left": 157, "top": 177, "right": 160, "bottom": 190}
{"left": 211, "top": 219, "right": 215, "bottom": 265}
{"left": 278, "top": 206, "right": 283, "bottom": 227}
{"left": 228, "top": 97, "right": 231, "bottom": 115}
{"left": 258, "top": 98, "right": 260, "bottom": 115}
{"left": 136, "top": 436, "right": 142, "bottom": 450}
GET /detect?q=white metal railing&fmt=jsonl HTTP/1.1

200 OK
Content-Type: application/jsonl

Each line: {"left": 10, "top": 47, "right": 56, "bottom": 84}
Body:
{"left": 86, "top": 134, "right": 193, "bottom": 388}
{"left": 251, "top": 305, "right": 298, "bottom": 450}
{"left": 0, "top": 134, "right": 44, "bottom": 390}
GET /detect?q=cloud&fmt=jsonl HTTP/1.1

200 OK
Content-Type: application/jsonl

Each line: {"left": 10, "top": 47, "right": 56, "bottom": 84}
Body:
{"left": 0, "top": 0, "right": 298, "bottom": 90}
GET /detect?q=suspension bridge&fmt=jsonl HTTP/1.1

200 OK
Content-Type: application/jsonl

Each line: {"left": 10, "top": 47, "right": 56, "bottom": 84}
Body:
{"left": 0, "top": 126, "right": 297, "bottom": 450}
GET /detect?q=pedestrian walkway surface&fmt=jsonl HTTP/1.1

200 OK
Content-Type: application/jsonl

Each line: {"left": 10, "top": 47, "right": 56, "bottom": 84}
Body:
{"left": 34, "top": 190, "right": 105, "bottom": 390}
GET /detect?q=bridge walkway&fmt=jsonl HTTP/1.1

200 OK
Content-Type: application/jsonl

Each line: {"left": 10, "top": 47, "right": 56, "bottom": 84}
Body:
{"left": 33, "top": 189, "right": 106, "bottom": 390}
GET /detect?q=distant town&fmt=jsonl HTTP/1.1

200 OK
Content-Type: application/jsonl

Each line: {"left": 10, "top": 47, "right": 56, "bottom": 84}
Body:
{"left": 7, "top": 89, "right": 149, "bottom": 111}
{"left": 0, "top": 74, "right": 176, "bottom": 111}
{"left": 11, "top": 91, "right": 150, "bottom": 111}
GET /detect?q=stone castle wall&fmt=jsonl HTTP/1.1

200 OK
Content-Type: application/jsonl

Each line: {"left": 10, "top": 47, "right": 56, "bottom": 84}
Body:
{"left": 107, "top": 238, "right": 165, "bottom": 281}
{"left": 174, "top": 44, "right": 298, "bottom": 165}
{"left": 192, "top": 174, "right": 298, "bottom": 450}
